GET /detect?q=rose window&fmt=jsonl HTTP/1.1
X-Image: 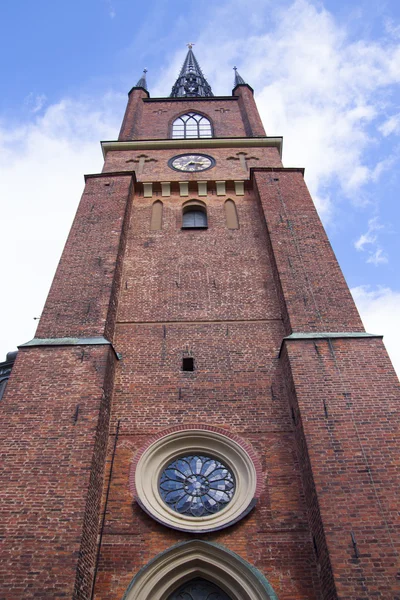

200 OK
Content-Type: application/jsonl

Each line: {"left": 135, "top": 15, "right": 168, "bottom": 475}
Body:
{"left": 159, "top": 455, "right": 235, "bottom": 517}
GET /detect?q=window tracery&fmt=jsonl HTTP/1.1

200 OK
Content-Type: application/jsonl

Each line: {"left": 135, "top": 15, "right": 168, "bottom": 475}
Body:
{"left": 131, "top": 425, "right": 260, "bottom": 533}
{"left": 159, "top": 455, "right": 235, "bottom": 517}
{"left": 172, "top": 113, "right": 212, "bottom": 139}
{"left": 167, "top": 578, "right": 232, "bottom": 600}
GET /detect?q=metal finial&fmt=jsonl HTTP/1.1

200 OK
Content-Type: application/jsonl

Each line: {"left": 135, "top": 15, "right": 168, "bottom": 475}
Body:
{"left": 233, "top": 66, "right": 237, "bottom": 70}
{"left": 143, "top": 68, "right": 148, "bottom": 74}
{"left": 187, "top": 42, "right": 195, "bottom": 49}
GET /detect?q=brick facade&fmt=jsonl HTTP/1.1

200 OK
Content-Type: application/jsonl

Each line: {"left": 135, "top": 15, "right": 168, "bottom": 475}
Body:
{"left": 0, "top": 72, "right": 399, "bottom": 600}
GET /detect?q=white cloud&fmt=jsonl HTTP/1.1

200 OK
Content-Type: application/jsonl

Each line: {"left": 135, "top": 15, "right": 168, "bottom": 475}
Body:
{"left": 105, "top": 0, "right": 116, "bottom": 18}
{"left": 366, "top": 248, "right": 388, "bottom": 265}
{"left": 379, "top": 113, "right": 400, "bottom": 136}
{"left": 351, "top": 286, "right": 400, "bottom": 376}
{"left": 24, "top": 93, "right": 47, "bottom": 114}
{"left": 155, "top": 0, "right": 400, "bottom": 221}
{"left": 0, "top": 93, "right": 124, "bottom": 357}
{"left": 354, "top": 217, "right": 388, "bottom": 264}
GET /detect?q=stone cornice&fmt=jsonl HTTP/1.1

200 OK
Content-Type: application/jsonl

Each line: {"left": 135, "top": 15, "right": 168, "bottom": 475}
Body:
{"left": 279, "top": 331, "right": 382, "bottom": 358}
{"left": 143, "top": 95, "right": 238, "bottom": 103}
{"left": 101, "top": 136, "right": 283, "bottom": 159}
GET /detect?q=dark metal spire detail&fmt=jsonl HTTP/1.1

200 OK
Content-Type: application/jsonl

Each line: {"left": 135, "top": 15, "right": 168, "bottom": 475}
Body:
{"left": 135, "top": 69, "right": 148, "bottom": 90}
{"left": 233, "top": 66, "right": 246, "bottom": 86}
{"left": 170, "top": 44, "right": 213, "bottom": 98}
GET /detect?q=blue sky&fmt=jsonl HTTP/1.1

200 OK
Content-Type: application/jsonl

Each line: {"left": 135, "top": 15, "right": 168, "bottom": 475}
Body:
{"left": 1, "top": 0, "right": 399, "bottom": 374}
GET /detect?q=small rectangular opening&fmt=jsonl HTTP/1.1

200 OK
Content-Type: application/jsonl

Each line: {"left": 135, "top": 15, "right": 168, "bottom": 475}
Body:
{"left": 182, "top": 357, "right": 194, "bottom": 371}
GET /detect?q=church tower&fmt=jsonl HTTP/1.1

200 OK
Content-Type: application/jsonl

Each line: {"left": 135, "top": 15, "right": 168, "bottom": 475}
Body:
{"left": 1, "top": 47, "right": 399, "bottom": 600}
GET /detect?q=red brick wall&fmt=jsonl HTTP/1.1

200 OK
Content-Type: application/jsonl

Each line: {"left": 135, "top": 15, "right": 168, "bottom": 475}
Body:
{"left": 103, "top": 147, "right": 282, "bottom": 181}
{"left": 36, "top": 173, "right": 134, "bottom": 340}
{"left": 0, "top": 345, "right": 116, "bottom": 599}
{"left": 117, "top": 188, "right": 279, "bottom": 323}
{"left": 234, "top": 84, "right": 267, "bottom": 137}
{"left": 118, "top": 88, "right": 265, "bottom": 141}
{"left": 2, "top": 82, "right": 399, "bottom": 600}
{"left": 282, "top": 338, "right": 400, "bottom": 599}
{"left": 93, "top": 323, "right": 320, "bottom": 600}
{"left": 90, "top": 184, "right": 321, "bottom": 599}
{"left": 253, "top": 169, "right": 364, "bottom": 333}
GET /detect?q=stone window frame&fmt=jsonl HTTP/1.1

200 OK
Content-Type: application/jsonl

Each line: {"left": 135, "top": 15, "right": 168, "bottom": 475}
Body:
{"left": 121, "top": 540, "right": 278, "bottom": 600}
{"left": 130, "top": 425, "right": 262, "bottom": 533}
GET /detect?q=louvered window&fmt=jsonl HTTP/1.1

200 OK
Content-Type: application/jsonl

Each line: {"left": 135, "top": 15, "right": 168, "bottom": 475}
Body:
{"left": 182, "top": 210, "right": 207, "bottom": 228}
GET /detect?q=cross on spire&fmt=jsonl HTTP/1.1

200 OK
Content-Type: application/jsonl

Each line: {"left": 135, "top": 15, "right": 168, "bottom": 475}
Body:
{"left": 135, "top": 68, "right": 148, "bottom": 91}
{"left": 233, "top": 66, "right": 246, "bottom": 87}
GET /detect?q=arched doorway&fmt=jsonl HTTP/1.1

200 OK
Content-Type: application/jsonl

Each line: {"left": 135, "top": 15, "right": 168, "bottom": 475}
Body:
{"left": 122, "top": 540, "right": 278, "bottom": 600}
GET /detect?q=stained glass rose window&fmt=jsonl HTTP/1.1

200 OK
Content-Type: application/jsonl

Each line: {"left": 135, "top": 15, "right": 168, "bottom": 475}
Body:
{"left": 132, "top": 426, "right": 260, "bottom": 532}
{"left": 159, "top": 455, "right": 235, "bottom": 517}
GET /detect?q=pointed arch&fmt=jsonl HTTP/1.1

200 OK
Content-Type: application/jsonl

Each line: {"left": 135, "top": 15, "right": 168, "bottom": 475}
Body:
{"left": 171, "top": 112, "right": 213, "bottom": 139}
{"left": 150, "top": 200, "right": 163, "bottom": 230}
{"left": 122, "top": 540, "right": 278, "bottom": 600}
{"left": 224, "top": 199, "right": 239, "bottom": 230}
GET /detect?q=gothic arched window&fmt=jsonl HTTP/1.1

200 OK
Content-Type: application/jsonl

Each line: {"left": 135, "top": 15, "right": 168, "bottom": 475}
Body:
{"left": 167, "top": 578, "right": 232, "bottom": 600}
{"left": 172, "top": 113, "right": 212, "bottom": 139}
{"left": 0, "top": 378, "right": 9, "bottom": 401}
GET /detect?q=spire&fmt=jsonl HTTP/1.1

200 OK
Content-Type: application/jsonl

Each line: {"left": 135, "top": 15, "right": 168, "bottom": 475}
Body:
{"left": 135, "top": 69, "right": 148, "bottom": 90}
{"left": 170, "top": 44, "right": 213, "bottom": 98}
{"left": 233, "top": 66, "right": 246, "bottom": 87}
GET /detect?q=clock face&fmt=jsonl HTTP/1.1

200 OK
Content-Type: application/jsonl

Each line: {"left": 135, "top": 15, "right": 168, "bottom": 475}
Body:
{"left": 168, "top": 154, "right": 215, "bottom": 172}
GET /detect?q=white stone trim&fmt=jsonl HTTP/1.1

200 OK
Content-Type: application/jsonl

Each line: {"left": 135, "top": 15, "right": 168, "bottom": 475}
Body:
{"left": 216, "top": 181, "right": 226, "bottom": 196}
{"left": 197, "top": 181, "right": 208, "bottom": 196}
{"left": 234, "top": 181, "right": 245, "bottom": 196}
{"left": 122, "top": 540, "right": 277, "bottom": 600}
{"left": 161, "top": 182, "right": 171, "bottom": 197}
{"left": 143, "top": 183, "right": 153, "bottom": 198}
{"left": 133, "top": 428, "right": 257, "bottom": 533}
{"left": 101, "top": 137, "right": 283, "bottom": 158}
{"left": 179, "top": 182, "right": 189, "bottom": 196}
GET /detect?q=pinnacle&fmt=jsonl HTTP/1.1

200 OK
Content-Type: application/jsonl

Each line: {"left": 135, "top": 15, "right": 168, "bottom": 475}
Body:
{"left": 135, "top": 69, "right": 148, "bottom": 91}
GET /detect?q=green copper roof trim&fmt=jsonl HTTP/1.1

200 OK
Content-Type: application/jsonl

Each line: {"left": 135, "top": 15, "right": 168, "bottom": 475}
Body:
{"left": 279, "top": 331, "right": 382, "bottom": 357}
{"left": 19, "top": 337, "right": 122, "bottom": 359}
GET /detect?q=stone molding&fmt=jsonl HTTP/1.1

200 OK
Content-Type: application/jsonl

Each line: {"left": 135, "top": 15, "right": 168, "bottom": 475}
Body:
{"left": 130, "top": 425, "right": 262, "bottom": 533}
{"left": 122, "top": 540, "right": 278, "bottom": 600}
